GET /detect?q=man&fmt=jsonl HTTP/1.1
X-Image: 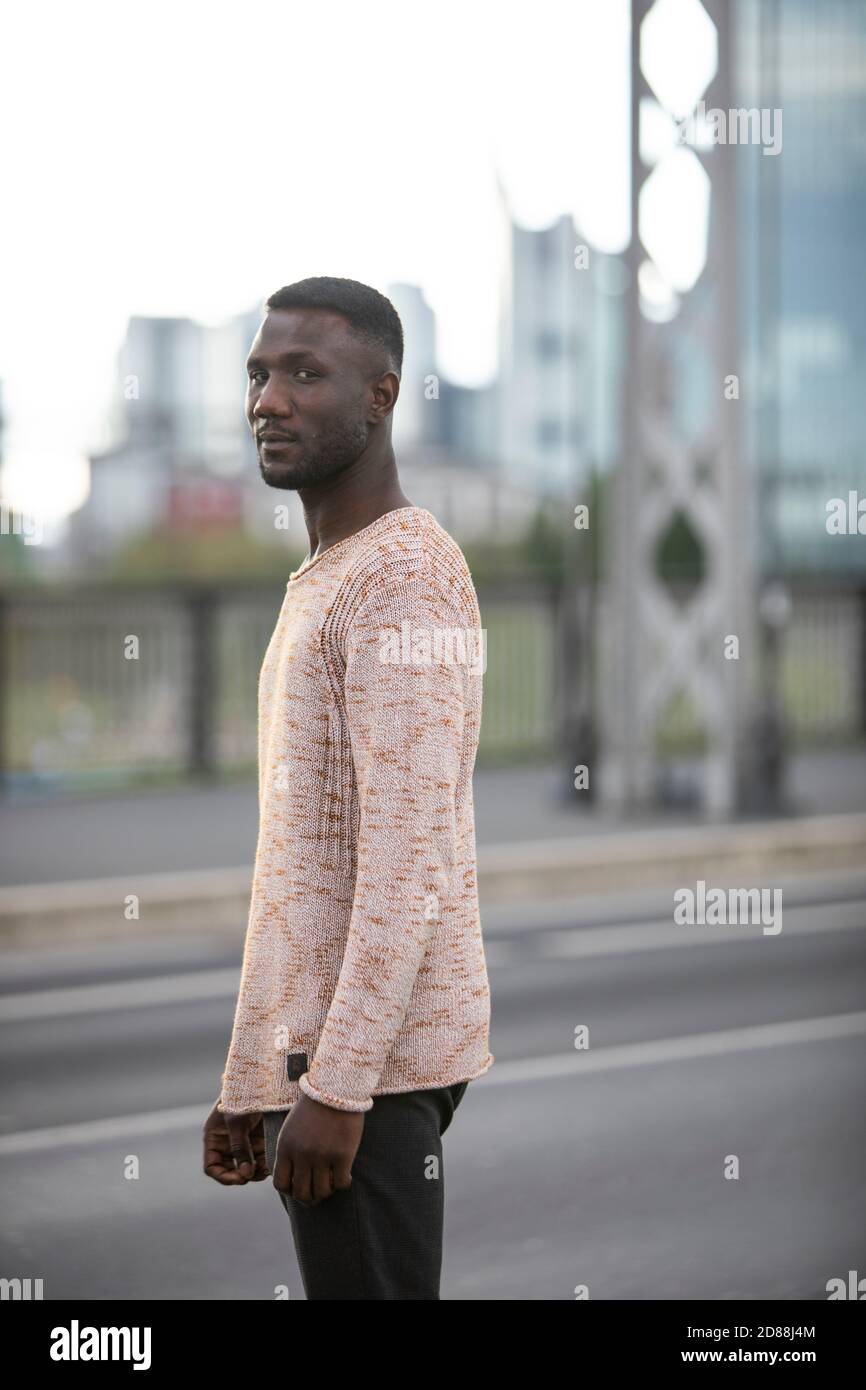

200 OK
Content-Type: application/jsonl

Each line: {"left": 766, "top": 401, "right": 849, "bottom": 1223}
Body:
{"left": 202, "top": 276, "right": 494, "bottom": 1300}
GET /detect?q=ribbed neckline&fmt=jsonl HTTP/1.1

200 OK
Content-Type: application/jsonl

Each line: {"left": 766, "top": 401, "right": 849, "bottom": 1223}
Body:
{"left": 288, "top": 505, "right": 430, "bottom": 583}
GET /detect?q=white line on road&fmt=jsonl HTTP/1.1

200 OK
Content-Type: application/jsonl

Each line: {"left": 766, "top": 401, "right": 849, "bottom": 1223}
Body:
{"left": 0, "top": 1010, "right": 863, "bottom": 1155}
{"left": 537, "top": 899, "right": 866, "bottom": 959}
{"left": 479, "top": 1010, "right": 866, "bottom": 1085}
{"left": 0, "top": 1104, "right": 209, "bottom": 1156}
{"left": 0, "top": 967, "right": 240, "bottom": 1021}
{"left": 1, "top": 900, "right": 863, "bottom": 1020}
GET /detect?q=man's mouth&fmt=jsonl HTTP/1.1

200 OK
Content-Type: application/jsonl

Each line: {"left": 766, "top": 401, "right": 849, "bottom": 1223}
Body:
{"left": 257, "top": 433, "right": 297, "bottom": 455}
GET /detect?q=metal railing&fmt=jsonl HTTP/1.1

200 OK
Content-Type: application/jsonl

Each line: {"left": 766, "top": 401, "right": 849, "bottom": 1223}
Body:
{"left": 0, "top": 578, "right": 863, "bottom": 791}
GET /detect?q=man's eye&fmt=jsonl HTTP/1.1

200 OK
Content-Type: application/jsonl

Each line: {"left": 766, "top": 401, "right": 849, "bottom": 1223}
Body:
{"left": 296, "top": 369, "right": 318, "bottom": 380}
{"left": 248, "top": 370, "right": 266, "bottom": 383}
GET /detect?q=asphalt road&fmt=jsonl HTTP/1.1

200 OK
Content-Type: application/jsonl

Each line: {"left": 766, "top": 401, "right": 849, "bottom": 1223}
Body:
{"left": 1, "top": 870, "right": 864, "bottom": 1301}
{"left": 3, "top": 747, "right": 866, "bottom": 886}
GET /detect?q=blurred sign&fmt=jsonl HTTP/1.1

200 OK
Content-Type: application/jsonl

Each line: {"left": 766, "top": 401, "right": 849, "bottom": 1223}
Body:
{"left": 166, "top": 478, "right": 243, "bottom": 529}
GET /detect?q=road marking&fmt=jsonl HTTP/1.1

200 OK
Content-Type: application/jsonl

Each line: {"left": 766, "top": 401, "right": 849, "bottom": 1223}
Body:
{"left": 1, "top": 901, "right": 863, "bottom": 1021}
{"left": 0, "top": 1104, "right": 209, "bottom": 1155}
{"left": 0, "top": 967, "right": 241, "bottom": 1021}
{"left": 0, "top": 1010, "right": 863, "bottom": 1155}
{"left": 480, "top": 1010, "right": 866, "bottom": 1085}
{"left": 536, "top": 900, "right": 866, "bottom": 959}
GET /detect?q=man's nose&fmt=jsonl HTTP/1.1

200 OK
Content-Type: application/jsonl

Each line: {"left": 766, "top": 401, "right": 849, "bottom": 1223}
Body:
{"left": 253, "top": 378, "right": 293, "bottom": 418}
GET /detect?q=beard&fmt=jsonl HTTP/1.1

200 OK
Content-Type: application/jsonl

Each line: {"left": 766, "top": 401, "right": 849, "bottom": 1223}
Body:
{"left": 257, "top": 414, "right": 369, "bottom": 490}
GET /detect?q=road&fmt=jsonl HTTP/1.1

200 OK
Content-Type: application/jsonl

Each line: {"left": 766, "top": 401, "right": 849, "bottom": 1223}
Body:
{"left": 1, "top": 870, "right": 864, "bottom": 1300}
{"left": 4, "top": 746, "right": 866, "bottom": 886}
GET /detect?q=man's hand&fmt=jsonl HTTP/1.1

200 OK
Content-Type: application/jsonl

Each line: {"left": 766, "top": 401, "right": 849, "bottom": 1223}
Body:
{"left": 202, "top": 1100, "right": 270, "bottom": 1186}
{"left": 272, "top": 1092, "right": 364, "bottom": 1207}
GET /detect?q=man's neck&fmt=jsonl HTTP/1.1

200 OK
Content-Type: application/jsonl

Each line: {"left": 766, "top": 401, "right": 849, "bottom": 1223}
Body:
{"left": 299, "top": 480, "right": 413, "bottom": 563}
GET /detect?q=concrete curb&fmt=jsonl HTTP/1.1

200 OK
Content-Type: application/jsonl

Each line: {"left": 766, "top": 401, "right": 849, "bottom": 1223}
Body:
{"left": 2, "top": 812, "right": 866, "bottom": 948}
{"left": 479, "top": 812, "right": 866, "bottom": 899}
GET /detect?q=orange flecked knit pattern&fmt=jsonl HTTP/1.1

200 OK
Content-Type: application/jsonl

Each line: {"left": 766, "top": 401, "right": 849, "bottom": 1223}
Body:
{"left": 218, "top": 505, "right": 494, "bottom": 1115}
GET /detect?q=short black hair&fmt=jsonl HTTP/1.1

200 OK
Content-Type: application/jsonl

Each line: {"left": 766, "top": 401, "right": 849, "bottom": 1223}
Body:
{"left": 265, "top": 276, "right": 403, "bottom": 377}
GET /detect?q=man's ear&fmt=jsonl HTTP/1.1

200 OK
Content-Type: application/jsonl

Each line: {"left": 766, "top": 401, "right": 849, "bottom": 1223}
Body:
{"left": 370, "top": 370, "right": 400, "bottom": 422}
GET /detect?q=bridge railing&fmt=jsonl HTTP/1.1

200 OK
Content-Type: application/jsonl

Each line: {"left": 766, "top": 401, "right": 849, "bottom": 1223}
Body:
{"left": 0, "top": 578, "right": 863, "bottom": 791}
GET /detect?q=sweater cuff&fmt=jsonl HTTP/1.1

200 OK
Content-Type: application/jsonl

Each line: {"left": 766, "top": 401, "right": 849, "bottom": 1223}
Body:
{"left": 298, "top": 1072, "right": 374, "bottom": 1113}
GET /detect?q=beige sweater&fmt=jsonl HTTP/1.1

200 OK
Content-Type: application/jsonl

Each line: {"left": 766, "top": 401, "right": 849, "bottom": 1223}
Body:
{"left": 218, "top": 505, "right": 494, "bottom": 1115}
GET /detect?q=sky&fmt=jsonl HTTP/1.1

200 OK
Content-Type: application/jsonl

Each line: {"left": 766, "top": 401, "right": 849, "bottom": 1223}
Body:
{"left": 0, "top": 0, "right": 631, "bottom": 522}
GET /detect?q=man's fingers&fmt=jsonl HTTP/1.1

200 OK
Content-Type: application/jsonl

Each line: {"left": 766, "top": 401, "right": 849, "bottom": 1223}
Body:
{"left": 251, "top": 1153, "right": 271, "bottom": 1180}
{"left": 331, "top": 1157, "right": 353, "bottom": 1193}
{"left": 226, "top": 1119, "right": 255, "bottom": 1178}
{"left": 272, "top": 1148, "right": 294, "bottom": 1198}
{"left": 288, "top": 1158, "right": 314, "bottom": 1206}
{"left": 231, "top": 1150, "right": 253, "bottom": 1178}
{"left": 250, "top": 1124, "right": 270, "bottom": 1179}
{"left": 203, "top": 1138, "right": 247, "bottom": 1185}
{"left": 203, "top": 1106, "right": 266, "bottom": 1185}
{"left": 204, "top": 1162, "right": 246, "bottom": 1184}
{"left": 309, "top": 1161, "right": 334, "bottom": 1204}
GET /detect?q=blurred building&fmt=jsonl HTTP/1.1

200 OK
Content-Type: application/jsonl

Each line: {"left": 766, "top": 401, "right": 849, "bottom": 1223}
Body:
{"left": 386, "top": 282, "right": 438, "bottom": 453}
{"left": 434, "top": 377, "right": 501, "bottom": 463}
{"left": 67, "top": 204, "right": 637, "bottom": 569}
{"left": 740, "top": 0, "right": 866, "bottom": 575}
{"left": 386, "top": 281, "right": 505, "bottom": 479}
{"left": 498, "top": 212, "right": 627, "bottom": 501}
{"left": 68, "top": 272, "right": 540, "bottom": 564}
{"left": 68, "top": 308, "right": 269, "bottom": 563}
{"left": 396, "top": 443, "right": 538, "bottom": 541}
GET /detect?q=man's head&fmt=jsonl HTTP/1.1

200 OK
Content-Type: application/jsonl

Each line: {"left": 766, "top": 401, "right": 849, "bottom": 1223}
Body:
{"left": 245, "top": 276, "right": 403, "bottom": 490}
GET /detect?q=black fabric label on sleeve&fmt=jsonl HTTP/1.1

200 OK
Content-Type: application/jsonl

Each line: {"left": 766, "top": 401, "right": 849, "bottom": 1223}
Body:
{"left": 285, "top": 1052, "right": 309, "bottom": 1081}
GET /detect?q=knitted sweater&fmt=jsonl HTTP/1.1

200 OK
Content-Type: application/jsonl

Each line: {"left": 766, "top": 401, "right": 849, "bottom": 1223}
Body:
{"left": 218, "top": 505, "right": 494, "bottom": 1115}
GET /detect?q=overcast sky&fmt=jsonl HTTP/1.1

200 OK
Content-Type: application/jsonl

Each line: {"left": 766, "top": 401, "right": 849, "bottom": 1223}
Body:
{"left": 0, "top": 0, "right": 630, "bottom": 520}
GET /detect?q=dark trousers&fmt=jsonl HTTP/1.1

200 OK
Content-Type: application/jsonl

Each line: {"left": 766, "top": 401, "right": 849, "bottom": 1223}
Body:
{"left": 262, "top": 1080, "right": 469, "bottom": 1300}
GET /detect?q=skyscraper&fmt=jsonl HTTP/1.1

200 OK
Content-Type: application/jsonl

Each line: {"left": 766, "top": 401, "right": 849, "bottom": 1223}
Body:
{"left": 740, "top": 0, "right": 866, "bottom": 573}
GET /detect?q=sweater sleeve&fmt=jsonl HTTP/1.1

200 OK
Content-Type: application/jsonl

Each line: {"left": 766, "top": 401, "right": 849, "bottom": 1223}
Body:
{"left": 297, "top": 572, "right": 479, "bottom": 1112}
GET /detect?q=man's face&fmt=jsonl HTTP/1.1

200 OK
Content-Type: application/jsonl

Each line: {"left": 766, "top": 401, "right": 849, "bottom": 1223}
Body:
{"left": 245, "top": 307, "right": 378, "bottom": 490}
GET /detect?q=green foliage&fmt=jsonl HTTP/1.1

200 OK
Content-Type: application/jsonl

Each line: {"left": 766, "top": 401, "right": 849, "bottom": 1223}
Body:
{"left": 0, "top": 531, "right": 41, "bottom": 584}
{"left": 106, "top": 525, "right": 304, "bottom": 582}
{"left": 654, "top": 509, "right": 706, "bottom": 584}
